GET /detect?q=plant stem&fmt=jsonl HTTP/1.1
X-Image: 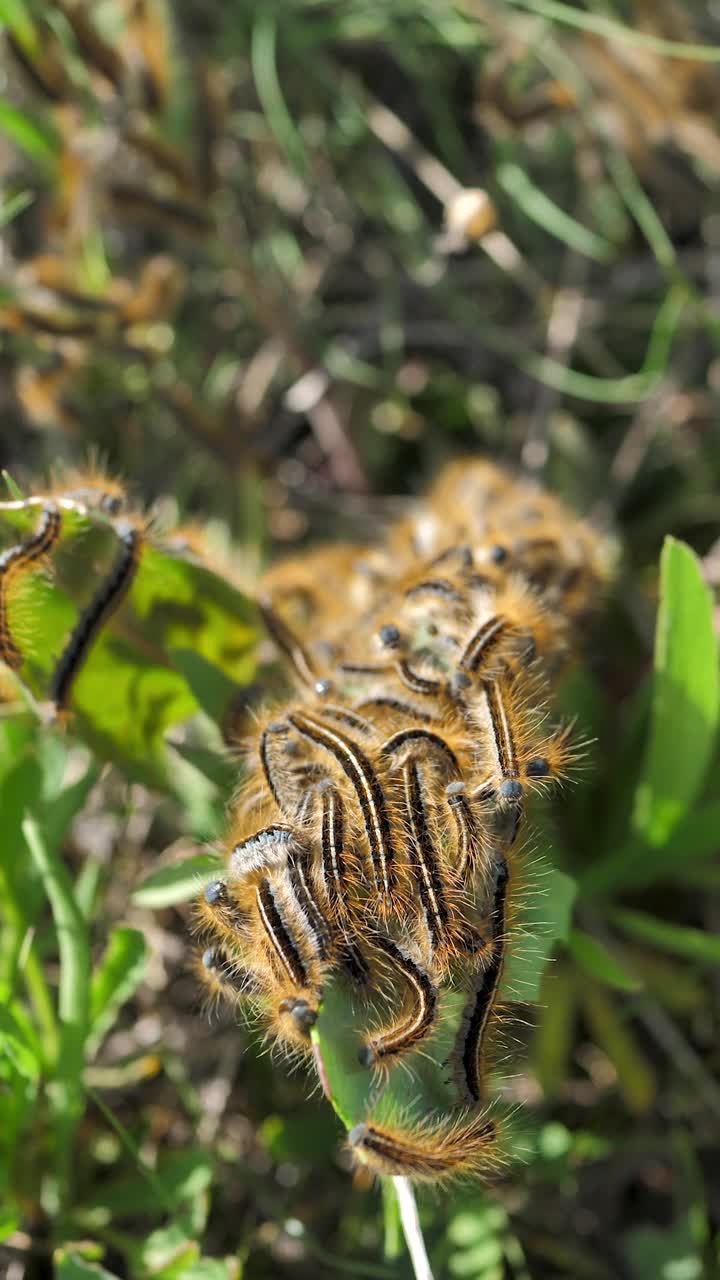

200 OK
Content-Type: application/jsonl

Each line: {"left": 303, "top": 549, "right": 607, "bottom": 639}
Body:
{"left": 392, "top": 1177, "right": 434, "bottom": 1280}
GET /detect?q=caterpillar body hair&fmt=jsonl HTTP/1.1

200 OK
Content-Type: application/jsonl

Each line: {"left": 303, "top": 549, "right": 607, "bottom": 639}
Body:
{"left": 199, "top": 944, "right": 253, "bottom": 1010}
{"left": 348, "top": 1111, "right": 501, "bottom": 1184}
{"left": 286, "top": 710, "right": 399, "bottom": 908}
{"left": 401, "top": 759, "right": 451, "bottom": 955}
{"left": 197, "top": 878, "right": 251, "bottom": 953}
{"left": 445, "top": 781, "right": 492, "bottom": 884}
{"left": 286, "top": 843, "right": 332, "bottom": 961}
{"left": 258, "top": 597, "right": 317, "bottom": 688}
{"left": 318, "top": 784, "right": 349, "bottom": 915}
{"left": 359, "top": 936, "right": 438, "bottom": 1067}
{"left": 0, "top": 502, "right": 62, "bottom": 670}
{"left": 258, "top": 723, "right": 298, "bottom": 817}
{"left": 50, "top": 520, "right": 143, "bottom": 713}
{"left": 381, "top": 727, "right": 462, "bottom": 782}
{"left": 355, "top": 695, "right": 438, "bottom": 725}
{"left": 452, "top": 856, "right": 510, "bottom": 1104}
{"left": 176, "top": 454, "right": 607, "bottom": 1172}
{"left": 255, "top": 877, "right": 311, "bottom": 990}
{"left": 229, "top": 824, "right": 297, "bottom": 879}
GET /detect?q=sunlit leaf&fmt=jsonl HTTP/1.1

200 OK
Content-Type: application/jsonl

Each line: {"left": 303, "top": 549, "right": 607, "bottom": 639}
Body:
{"left": 633, "top": 538, "right": 719, "bottom": 846}
{"left": 88, "top": 927, "right": 148, "bottom": 1056}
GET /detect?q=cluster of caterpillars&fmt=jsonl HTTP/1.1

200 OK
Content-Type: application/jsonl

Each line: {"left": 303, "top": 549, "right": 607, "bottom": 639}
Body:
{"left": 0, "top": 476, "right": 144, "bottom": 716}
{"left": 197, "top": 459, "right": 604, "bottom": 1183}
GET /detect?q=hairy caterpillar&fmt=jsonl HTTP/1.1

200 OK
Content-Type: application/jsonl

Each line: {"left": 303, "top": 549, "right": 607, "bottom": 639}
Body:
{"left": 50, "top": 519, "right": 144, "bottom": 714}
{"left": 0, "top": 456, "right": 603, "bottom": 1185}
{"left": 348, "top": 1111, "right": 501, "bottom": 1184}
{"left": 0, "top": 502, "right": 62, "bottom": 670}
{"left": 185, "top": 457, "right": 605, "bottom": 1182}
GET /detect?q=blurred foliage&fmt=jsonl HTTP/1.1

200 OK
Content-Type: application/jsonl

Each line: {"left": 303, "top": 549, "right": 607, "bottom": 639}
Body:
{"left": 1, "top": 1, "right": 720, "bottom": 1278}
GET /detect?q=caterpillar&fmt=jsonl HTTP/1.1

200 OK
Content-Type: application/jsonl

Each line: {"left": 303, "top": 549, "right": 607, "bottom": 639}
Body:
{"left": 0, "top": 502, "right": 62, "bottom": 671}
{"left": 1, "top": 457, "right": 602, "bottom": 1184}
{"left": 50, "top": 519, "right": 143, "bottom": 714}
{"left": 348, "top": 1111, "right": 501, "bottom": 1184}
{"left": 184, "top": 456, "right": 605, "bottom": 1181}
{"left": 359, "top": 935, "right": 438, "bottom": 1067}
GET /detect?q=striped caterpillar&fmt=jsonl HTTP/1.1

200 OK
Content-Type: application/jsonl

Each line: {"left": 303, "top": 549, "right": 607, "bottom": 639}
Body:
{"left": 0, "top": 474, "right": 144, "bottom": 713}
{"left": 197, "top": 457, "right": 605, "bottom": 1183}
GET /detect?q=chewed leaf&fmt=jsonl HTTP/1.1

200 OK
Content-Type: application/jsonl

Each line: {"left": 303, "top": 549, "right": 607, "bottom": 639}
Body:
{"left": 633, "top": 537, "right": 719, "bottom": 846}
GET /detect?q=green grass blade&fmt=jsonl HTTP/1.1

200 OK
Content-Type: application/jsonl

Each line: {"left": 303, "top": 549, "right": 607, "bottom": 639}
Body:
{"left": 505, "top": 0, "right": 720, "bottom": 61}
{"left": 613, "top": 910, "right": 720, "bottom": 966}
{"left": 0, "top": 101, "right": 59, "bottom": 163}
{"left": 23, "top": 816, "right": 90, "bottom": 1209}
{"left": 520, "top": 284, "right": 687, "bottom": 403}
{"left": 497, "top": 163, "right": 614, "bottom": 261}
{"left": 132, "top": 853, "right": 223, "bottom": 909}
{"left": 87, "top": 927, "right": 147, "bottom": 1058}
{"left": 251, "top": 13, "right": 307, "bottom": 177}
{"left": 567, "top": 929, "right": 642, "bottom": 993}
{"left": 633, "top": 538, "right": 719, "bottom": 846}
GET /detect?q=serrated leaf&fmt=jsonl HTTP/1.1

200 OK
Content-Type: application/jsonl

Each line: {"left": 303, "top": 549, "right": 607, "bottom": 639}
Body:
{"left": 612, "top": 909, "right": 720, "bottom": 965}
{"left": 567, "top": 929, "right": 642, "bottom": 992}
{"left": 633, "top": 538, "right": 719, "bottom": 846}
{"left": 132, "top": 853, "right": 223, "bottom": 909}
{"left": 88, "top": 927, "right": 147, "bottom": 1056}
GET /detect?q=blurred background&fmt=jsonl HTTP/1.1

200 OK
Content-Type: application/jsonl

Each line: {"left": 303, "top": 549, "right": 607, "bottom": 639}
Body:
{"left": 1, "top": 2, "right": 720, "bottom": 1278}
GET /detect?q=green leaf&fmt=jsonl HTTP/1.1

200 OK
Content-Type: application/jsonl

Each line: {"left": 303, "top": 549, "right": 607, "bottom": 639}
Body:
{"left": 0, "top": 0, "right": 37, "bottom": 48}
{"left": 24, "top": 818, "right": 90, "bottom": 1180}
{"left": 88, "top": 927, "right": 147, "bottom": 1056}
{"left": 501, "top": 863, "right": 577, "bottom": 1003}
{"left": 0, "top": 1005, "right": 40, "bottom": 1080}
{"left": 581, "top": 981, "right": 656, "bottom": 1113}
{"left": 633, "top": 538, "right": 719, "bottom": 846}
{"left": 530, "top": 965, "right": 577, "bottom": 1098}
{"left": 170, "top": 741, "right": 237, "bottom": 793}
{"left": 132, "top": 853, "right": 223, "bottom": 909}
{"left": 581, "top": 800, "right": 720, "bottom": 897}
{"left": 0, "top": 513, "right": 258, "bottom": 785}
{"left": 0, "top": 189, "right": 34, "bottom": 228}
{"left": 0, "top": 101, "right": 58, "bottom": 162}
{"left": 55, "top": 1253, "right": 122, "bottom": 1280}
{"left": 567, "top": 929, "right": 642, "bottom": 992}
{"left": 139, "top": 1225, "right": 199, "bottom": 1278}
{"left": 613, "top": 909, "right": 720, "bottom": 966}
{"left": 83, "top": 1149, "right": 213, "bottom": 1216}
{"left": 624, "top": 1220, "right": 703, "bottom": 1280}
{"left": 169, "top": 650, "right": 247, "bottom": 730}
